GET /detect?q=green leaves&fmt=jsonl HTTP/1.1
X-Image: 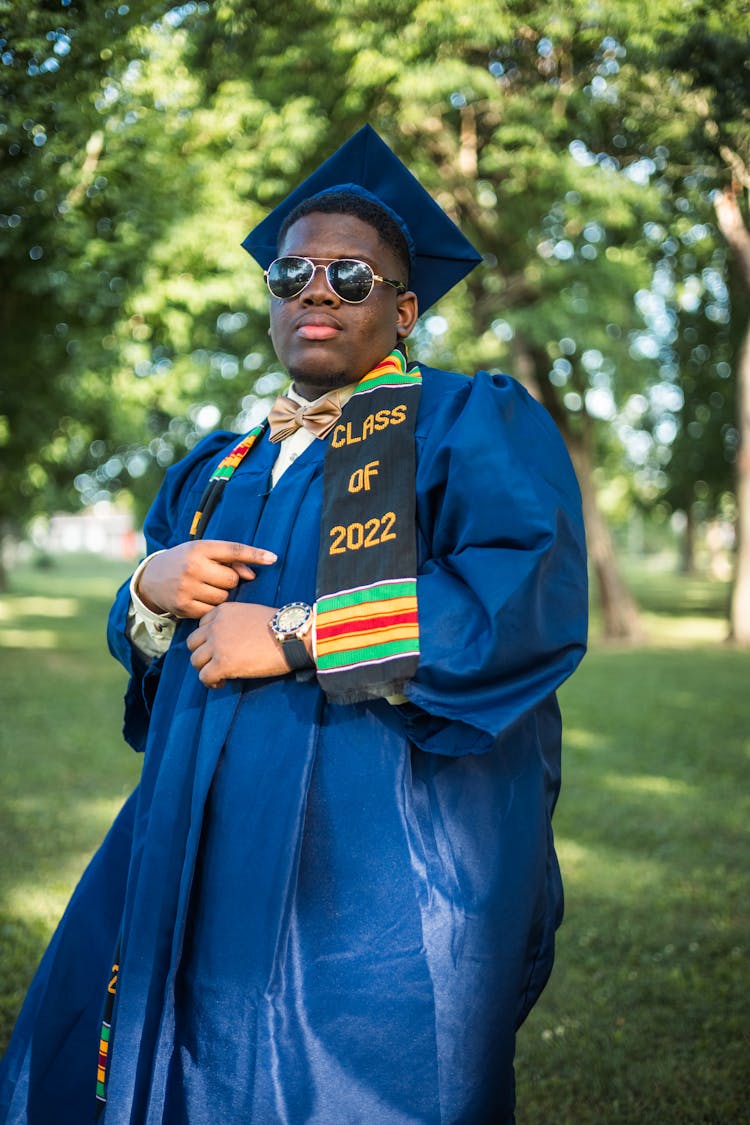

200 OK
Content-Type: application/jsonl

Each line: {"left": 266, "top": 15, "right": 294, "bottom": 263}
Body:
{"left": 3, "top": 0, "right": 748, "bottom": 548}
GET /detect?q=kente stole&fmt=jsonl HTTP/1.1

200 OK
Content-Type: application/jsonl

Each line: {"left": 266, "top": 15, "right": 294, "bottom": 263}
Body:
{"left": 315, "top": 350, "right": 421, "bottom": 701}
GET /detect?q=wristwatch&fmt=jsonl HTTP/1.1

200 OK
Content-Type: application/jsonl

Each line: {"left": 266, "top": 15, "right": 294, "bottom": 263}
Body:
{"left": 269, "top": 602, "right": 314, "bottom": 671}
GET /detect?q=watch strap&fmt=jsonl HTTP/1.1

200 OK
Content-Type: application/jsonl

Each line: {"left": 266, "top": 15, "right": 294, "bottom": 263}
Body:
{"left": 279, "top": 634, "right": 314, "bottom": 671}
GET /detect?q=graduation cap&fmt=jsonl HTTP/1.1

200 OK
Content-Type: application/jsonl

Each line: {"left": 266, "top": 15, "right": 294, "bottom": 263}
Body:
{"left": 242, "top": 124, "right": 482, "bottom": 312}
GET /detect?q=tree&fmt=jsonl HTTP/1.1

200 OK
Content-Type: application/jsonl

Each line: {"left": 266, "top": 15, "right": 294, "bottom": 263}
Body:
{"left": 655, "top": 17, "right": 750, "bottom": 640}
{"left": 5, "top": 0, "right": 748, "bottom": 646}
{"left": 716, "top": 187, "right": 750, "bottom": 640}
{"left": 0, "top": 0, "right": 169, "bottom": 578}
{"left": 376, "top": 6, "right": 675, "bottom": 638}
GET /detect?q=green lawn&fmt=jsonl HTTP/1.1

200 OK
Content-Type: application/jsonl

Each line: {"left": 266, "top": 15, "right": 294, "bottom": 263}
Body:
{"left": 0, "top": 555, "right": 140, "bottom": 1044}
{"left": 516, "top": 567, "right": 749, "bottom": 1123}
{"left": 1, "top": 554, "right": 748, "bottom": 1122}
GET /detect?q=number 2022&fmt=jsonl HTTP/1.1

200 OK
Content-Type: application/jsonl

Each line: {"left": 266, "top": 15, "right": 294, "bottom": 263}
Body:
{"left": 329, "top": 511, "right": 397, "bottom": 555}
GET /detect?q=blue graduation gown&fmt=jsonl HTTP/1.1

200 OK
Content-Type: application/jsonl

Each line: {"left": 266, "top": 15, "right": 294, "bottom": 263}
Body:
{"left": 0, "top": 367, "right": 587, "bottom": 1124}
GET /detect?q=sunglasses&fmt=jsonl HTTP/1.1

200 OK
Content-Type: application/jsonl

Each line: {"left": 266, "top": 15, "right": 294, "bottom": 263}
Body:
{"left": 264, "top": 256, "right": 406, "bottom": 304}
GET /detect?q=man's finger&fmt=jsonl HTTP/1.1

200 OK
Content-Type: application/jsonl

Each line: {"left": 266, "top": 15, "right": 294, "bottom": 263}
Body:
{"left": 173, "top": 583, "right": 234, "bottom": 617}
{"left": 186, "top": 630, "right": 201, "bottom": 652}
{"left": 229, "top": 563, "right": 256, "bottom": 581}
{"left": 201, "top": 541, "right": 277, "bottom": 566}
{"left": 197, "top": 563, "right": 246, "bottom": 591}
{"left": 190, "top": 643, "right": 212, "bottom": 671}
{"left": 191, "top": 601, "right": 223, "bottom": 619}
{"left": 182, "top": 599, "right": 220, "bottom": 622}
{"left": 197, "top": 661, "right": 224, "bottom": 688}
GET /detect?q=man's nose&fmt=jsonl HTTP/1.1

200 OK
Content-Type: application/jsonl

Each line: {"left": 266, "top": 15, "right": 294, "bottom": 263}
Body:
{"left": 301, "top": 264, "right": 339, "bottom": 304}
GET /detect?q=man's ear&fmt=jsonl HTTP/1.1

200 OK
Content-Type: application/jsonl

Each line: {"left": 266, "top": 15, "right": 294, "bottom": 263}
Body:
{"left": 396, "top": 290, "right": 419, "bottom": 339}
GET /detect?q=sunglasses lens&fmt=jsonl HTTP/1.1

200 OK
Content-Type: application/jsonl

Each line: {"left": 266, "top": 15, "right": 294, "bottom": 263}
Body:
{"left": 267, "top": 257, "right": 313, "bottom": 298}
{"left": 328, "top": 260, "right": 374, "bottom": 303}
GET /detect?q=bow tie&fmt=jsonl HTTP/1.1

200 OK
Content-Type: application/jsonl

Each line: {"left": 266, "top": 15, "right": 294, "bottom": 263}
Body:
{"left": 268, "top": 391, "right": 343, "bottom": 443}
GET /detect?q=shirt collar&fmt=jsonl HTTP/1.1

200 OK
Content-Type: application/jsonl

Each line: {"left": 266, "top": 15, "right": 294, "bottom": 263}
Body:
{"left": 286, "top": 381, "right": 358, "bottom": 409}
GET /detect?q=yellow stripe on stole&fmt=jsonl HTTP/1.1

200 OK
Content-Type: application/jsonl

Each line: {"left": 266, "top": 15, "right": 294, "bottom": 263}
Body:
{"left": 316, "top": 623, "right": 419, "bottom": 656}
{"left": 315, "top": 595, "right": 417, "bottom": 627}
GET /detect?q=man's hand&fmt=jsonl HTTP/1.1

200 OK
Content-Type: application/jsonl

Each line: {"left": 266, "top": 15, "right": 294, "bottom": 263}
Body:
{"left": 186, "top": 602, "right": 300, "bottom": 688}
{"left": 137, "top": 540, "right": 277, "bottom": 619}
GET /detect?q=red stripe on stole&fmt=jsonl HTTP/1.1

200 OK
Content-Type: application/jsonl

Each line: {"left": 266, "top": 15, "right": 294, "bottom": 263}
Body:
{"left": 316, "top": 608, "right": 418, "bottom": 641}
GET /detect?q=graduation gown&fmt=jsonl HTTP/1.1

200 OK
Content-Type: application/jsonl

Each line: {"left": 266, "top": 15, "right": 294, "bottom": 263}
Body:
{"left": 0, "top": 366, "right": 587, "bottom": 1124}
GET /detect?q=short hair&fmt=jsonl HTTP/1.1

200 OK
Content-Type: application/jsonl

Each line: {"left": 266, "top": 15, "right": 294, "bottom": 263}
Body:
{"left": 277, "top": 191, "right": 411, "bottom": 283}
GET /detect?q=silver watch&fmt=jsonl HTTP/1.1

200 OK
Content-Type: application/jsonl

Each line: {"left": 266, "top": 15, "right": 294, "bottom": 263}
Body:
{"left": 269, "top": 602, "right": 314, "bottom": 671}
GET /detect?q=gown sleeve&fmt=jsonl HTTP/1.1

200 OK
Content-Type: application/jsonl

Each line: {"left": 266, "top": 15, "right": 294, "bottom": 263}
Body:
{"left": 400, "top": 370, "right": 588, "bottom": 757}
{"left": 106, "top": 431, "right": 237, "bottom": 752}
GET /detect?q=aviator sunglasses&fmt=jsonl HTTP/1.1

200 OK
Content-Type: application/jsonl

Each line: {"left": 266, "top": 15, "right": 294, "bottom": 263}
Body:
{"left": 264, "top": 256, "right": 406, "bottom": 304}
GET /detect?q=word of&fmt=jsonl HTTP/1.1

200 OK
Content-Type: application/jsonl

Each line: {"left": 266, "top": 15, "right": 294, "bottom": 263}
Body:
{"left": 348, "top": 460, "right": 380, "bottom": 493}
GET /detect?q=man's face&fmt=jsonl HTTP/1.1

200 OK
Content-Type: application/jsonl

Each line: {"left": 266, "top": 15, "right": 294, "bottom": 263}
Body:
{"left": 269, "top": 212, "right": 418, "bottom": 399}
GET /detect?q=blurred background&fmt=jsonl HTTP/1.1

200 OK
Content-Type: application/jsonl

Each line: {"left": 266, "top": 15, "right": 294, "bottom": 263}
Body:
{"left": 1, "top": 1, "right": 748, "bottom": 1120}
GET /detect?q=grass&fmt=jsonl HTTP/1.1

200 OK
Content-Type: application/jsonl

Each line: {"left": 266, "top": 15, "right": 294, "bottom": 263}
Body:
{"left": 1, "top": 554, "right": 749, "bottom": 1121}
{"left": 0, "top": 555, "right": 140, "bottom": 1042}
{"left": 516, "top": 563, "right": 749, "bottom": 1123}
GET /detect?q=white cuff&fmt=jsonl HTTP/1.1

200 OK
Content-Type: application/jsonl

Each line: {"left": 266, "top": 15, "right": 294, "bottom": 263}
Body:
{"left": 130, "top": 552, "right": 175, "bottom": 623}
{"left": 127, "top": 551, "right": 177, "bottom": 657}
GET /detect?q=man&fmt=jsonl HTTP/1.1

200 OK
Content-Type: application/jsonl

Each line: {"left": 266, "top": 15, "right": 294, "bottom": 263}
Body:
{"left": 0, "top": 126, "right": 587, "bottom": 1124}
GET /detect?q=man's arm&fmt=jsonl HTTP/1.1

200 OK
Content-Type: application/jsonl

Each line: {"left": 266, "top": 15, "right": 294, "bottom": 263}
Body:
{"left": 130, "top": 541, "right": 282, "bottom": 683}
{"left": 185, "top": 601, "right": 314, "bottom": 688}
{"left": 399, "top": 370, "right": 588, "bottom": 757}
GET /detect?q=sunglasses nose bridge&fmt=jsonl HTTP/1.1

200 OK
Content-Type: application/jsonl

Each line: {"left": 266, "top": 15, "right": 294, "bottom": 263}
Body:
{"left": 300, "top": 260, "right": 339, "bottom": 303}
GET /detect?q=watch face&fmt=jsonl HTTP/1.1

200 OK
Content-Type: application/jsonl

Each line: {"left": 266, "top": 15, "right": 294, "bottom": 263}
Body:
{"left": 277, "top": 604, "right": 310, "bottom": 633}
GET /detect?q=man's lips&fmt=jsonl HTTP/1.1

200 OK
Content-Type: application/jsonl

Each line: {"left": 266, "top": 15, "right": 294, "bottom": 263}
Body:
{"left": 297, "top": 324, "right": 340, "bottom": 340}
{"left": 295, "top": 315, "right": 341, "bottom": 341}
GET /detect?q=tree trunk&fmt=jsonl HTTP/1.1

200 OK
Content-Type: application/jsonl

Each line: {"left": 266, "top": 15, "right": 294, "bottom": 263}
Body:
{"left": 681, "top": 506, "right": 697, "bottom": 576}
{"left": 0, "top": 529, "right": 8, "bottom": 593}
{"left": 512, "top": 337, "right": 645, "bottom": 642}
{"left": 729, "top": 321, "right": 750, "bottom": 642}
{"left": 715, "top": 186, "right": 750, "bottom": 645}
{"left": 566, "top": 433, "right": 646, "bottom": 642}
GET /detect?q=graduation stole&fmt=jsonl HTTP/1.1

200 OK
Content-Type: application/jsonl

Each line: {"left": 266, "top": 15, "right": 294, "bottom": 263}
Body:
{"left": 186, "top": 348, "right": 421, "bottom": 701}
{"left": 315, "top": 349, "right": 422, "bottom": 702}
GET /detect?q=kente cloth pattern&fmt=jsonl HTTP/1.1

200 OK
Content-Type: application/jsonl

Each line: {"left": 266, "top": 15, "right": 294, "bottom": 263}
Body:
{"left": 94, "top": 949, "right": 119, "bottom": 1112}
{"left": 315, "top": 578, "right": 419, "bottom": 669}
{"left": 0, "top": 365, "right": 588, "bottom": 1125}
{"left": 95, "top": 1021, "right": 110, "bottom": 1106}
{"left": 188, "top": 422, "right": 267, "bottom": 539}
{"left": 315, "top": 349, "right": 421, "bottom": 701}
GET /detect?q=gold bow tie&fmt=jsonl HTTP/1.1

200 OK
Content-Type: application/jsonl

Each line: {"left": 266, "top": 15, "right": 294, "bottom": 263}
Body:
{"left": 268, "top": 392, "right": 342, "bottom": 443}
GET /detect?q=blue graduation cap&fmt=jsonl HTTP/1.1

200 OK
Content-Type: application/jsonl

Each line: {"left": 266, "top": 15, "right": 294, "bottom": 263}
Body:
{"left": 242, "top": 125, "right": 482, "bottom": 312}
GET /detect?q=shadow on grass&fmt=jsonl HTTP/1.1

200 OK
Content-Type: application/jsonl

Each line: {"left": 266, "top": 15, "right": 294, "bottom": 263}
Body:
{"left": 620, "top": 567, "right": 732, "bottom": 620}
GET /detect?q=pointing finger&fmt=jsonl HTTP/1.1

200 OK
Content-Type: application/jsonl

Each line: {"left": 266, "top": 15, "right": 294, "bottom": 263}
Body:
{"left": 202, "top": 541, "right": 277, "bottom": 566}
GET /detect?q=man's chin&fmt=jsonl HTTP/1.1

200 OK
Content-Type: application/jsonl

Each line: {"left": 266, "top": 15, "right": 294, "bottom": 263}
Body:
{"left": 287, "top": 366, "right": 353, "bottom": 391}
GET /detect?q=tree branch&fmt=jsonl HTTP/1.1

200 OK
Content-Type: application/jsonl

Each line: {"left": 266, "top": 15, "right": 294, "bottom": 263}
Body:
{"left": 66, "top": 130, "right": 105, "bottom": 208}
{"left": 719, "top": 145, "right": 750, "bottom": 191}
{"left": 714, "top": 185, "right": 750, "bottom": 291}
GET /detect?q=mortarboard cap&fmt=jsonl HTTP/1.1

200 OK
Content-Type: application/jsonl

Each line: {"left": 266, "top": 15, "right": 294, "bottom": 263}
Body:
{"left": 242, "top": 124, "right": 482, "bottom": 312}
